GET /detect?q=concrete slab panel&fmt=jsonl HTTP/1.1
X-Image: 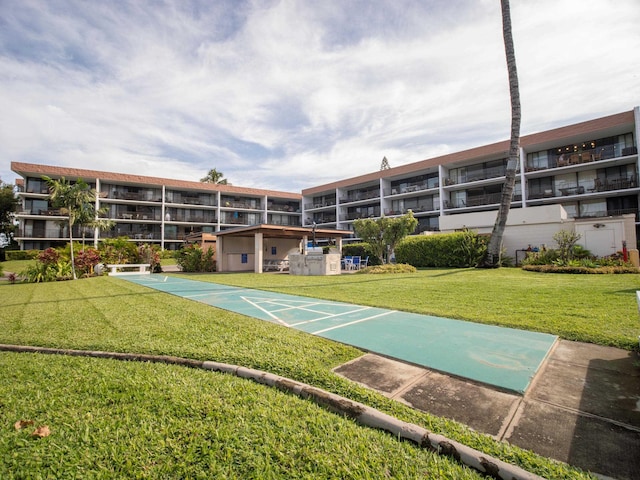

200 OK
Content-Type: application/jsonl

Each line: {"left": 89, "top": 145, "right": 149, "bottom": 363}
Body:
{"left": 333, "top": 354, "right": 427, "bottom": 395}
{"left": 531, "top": 342, "right": 640, "bottom": 426}
{"left": 507, "top": 399, "right": 640, "bottom": 480}
{"left": 398, "top": 370, "right": 520, "bottom": 437}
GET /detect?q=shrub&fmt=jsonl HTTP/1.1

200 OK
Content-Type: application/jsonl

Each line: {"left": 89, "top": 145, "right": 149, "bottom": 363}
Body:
{"left": 6, "top": 250, "right": 39, "bottom": 260}
{"left": 521, "top": 249, "right": 560, "bottom": 266}
{"left": 553, "top": 229, "right": 582, "bottom": 262}
{"left": 98, "top": 237, "right": 138, "bottom": 264}
{"left": 75, "top": 248, "right": 101, "bottom": 277}
{"left": 38, "top": 248, "right": 61, "bottom": 265}
{"left": 137, "top": 244, "right": 162, "bottom": 273}
{"left": 357, "top": 263, "right": 417, "bottom": 274}
{"left": 395, "top": 231, "right": 487, "bottom": 268}
{"left": 175, "top": 245, "right": 216, "bottom": 272}
{"left": 523, "top": 264, "right": 639, "bottom": 274}
{"left": 21, "top": 258, "right": 73, "bottom": 282}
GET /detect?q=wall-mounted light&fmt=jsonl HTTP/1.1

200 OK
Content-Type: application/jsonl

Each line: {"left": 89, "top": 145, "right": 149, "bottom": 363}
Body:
{"left": 593, "top": 223, "right": 606, "bottom": 229}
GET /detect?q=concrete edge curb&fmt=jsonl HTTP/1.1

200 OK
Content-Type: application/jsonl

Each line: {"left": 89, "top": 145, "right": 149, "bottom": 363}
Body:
{"left": 1, "top": 344, "right": 545, "bottom": 480}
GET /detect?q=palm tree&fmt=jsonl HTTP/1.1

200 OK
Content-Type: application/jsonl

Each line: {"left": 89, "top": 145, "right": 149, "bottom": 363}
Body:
{"left": 479, "top": 0, "right": 521, "bottom": 268}
{"left": 75, "top": 201, "right": 114, "bottom": 250}
{"left": 200, "top": 168, "right": 228, "bottom": 184}
{"left": 43, "top": 176, "right": 97, "bottom": 280}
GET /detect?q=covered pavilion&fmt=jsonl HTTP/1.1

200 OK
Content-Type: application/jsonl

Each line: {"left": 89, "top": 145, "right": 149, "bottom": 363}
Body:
{"left": 214, "top": 224, "right": 351, "bottom": 273}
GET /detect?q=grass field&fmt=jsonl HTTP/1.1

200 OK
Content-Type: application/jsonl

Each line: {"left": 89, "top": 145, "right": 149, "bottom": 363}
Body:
{"left": 1, "top": 267, "right": 631, "bottom": 478}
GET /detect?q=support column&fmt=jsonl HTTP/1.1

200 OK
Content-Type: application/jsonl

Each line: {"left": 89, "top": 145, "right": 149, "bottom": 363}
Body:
{"left": 255, "top": 232, "right": 264, "bottom": 273}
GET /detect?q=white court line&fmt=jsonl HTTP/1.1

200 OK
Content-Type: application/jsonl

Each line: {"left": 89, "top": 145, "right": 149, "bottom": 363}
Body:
{"left": 184, "top": 288, "right": 256, "bottom": 299}
{"left": 251, "top": 300, "right": 356, "bottom": 319}
{"left": 241, "top": 296, "right": 289, "bottom": 326}
{"left": 312, "top": 310, "right": 396, "bottom": 335}
{"left": 290, "top": 306, "right": 372, "bottom": 327}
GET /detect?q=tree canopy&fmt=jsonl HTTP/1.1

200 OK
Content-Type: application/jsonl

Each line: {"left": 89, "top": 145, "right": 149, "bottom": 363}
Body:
{"left": 43, "top": 176, "right": 100, "bottom": 279}
{"left": 0, "top": 181, "right": 18, "bottom": 235}
{"left": 353, "top": 211, "right": 418, "bottom": 264}
{"left": 200, "top": 168, "right": 228, "bottom": 184}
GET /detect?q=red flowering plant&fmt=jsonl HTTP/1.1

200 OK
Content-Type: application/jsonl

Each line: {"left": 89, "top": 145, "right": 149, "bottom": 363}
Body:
{"left": 74, "top": 248, "right": 101, "bottom": 277}
{"left": 37, "top": 248, "right": 61, "bottom": 265}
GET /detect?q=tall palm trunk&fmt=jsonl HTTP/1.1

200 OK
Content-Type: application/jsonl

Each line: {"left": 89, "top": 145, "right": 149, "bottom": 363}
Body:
{"left": 68, "top": 216, "right": 77, "bottom": 280}
{"left": 479, "top": 0, "right": 521, "bottom": 268}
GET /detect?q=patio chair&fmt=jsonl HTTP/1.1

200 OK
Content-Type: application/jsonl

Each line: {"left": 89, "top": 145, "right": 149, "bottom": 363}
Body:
{"left": 351, "top": 256, "right": 361, "bottom": 270}
{"left": 360, "top": 256, "right": 369, "bottom": 268}
{"left": 341, "top": 256, "right": 353, "bottom": 270}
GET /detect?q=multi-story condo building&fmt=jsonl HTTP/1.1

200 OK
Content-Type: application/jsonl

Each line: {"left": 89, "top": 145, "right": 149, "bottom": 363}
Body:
{"left": 11, "top": 163, "right": 302, "bottom": 251}
{"left": 11, "top": 107, "right": 640, "bottom": 252}
{"left": 302, "top": 108, "right": 640, "bottom": 242}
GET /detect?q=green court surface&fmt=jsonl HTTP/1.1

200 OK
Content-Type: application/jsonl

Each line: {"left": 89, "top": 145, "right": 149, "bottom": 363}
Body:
{"left": 124, "top": 275, "right": 557, "bottom": 393}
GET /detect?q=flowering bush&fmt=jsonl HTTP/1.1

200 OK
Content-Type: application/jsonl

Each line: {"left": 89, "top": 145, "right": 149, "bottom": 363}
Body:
{"left": 38, "top": 248, "right": 61, "bottom": 265}
{"left": 75, "top": 248, "right": 101, "bottom": 277}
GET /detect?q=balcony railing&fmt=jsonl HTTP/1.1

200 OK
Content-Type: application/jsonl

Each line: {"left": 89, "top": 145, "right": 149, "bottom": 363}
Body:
{"left": 338, "top": 191, "right": 380, "bottom": 203}
{"left": 267, "top": 204, "right": 300, "bottom": 212}
{"left": 528, "top": 175, "right": 638, "bottom": 200}
{"left": 221, "top": 201, "right": 261, "bottom": 209}
{"left": 312, "top": 216, "right": 337, "bottom": 223}
{"left": 575, "top": 208, "right": 638, "bottom": 220}
{"left": 305, "top": 201, "right": 336, "bottom": 209}
{"left": 447, "top": 167, "right": 506, "bottom": 185}
{"left": 340, "top": 210, "right": 381, "bottom": 221}
{"left": 526, "top": 145, "right": 637, "bottom": 172}
{"left": 387, "top": 183, "right": 436, "bottom": 195}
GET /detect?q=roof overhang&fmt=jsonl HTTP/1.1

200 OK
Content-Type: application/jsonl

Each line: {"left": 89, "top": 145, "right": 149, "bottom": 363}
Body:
{"left": 215, "top": 224, "right": 351, "bottom": 239}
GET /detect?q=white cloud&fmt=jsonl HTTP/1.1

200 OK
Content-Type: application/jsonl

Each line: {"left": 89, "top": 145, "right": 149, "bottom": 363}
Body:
{"left": 1, "top": 0, "right": 638, "bottom": 191}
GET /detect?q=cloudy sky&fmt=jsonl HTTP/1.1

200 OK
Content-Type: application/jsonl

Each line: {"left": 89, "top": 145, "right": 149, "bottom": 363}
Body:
{"left": 1, "top": 0, "right": 639, "bottom": 192}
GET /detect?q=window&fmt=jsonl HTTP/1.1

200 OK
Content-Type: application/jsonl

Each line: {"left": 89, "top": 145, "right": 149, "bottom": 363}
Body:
{"left": 526, "top": 151, "right": 548, "bottom": 170}
{"left": 528, "top": 177, "right": 554, "bottom": 198}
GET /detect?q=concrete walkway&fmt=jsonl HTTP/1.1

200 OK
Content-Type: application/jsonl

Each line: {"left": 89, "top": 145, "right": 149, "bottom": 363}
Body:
{"left": 335, "top": 340, "right": 640, "bottom": 480}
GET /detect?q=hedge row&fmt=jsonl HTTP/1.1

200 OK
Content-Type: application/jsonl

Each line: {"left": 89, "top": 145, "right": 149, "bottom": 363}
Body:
{"left": 6, "top": 250, "right": 40, "bottom": 260}
{"left": 395, "top": 231, "right": 487, "bottom": 268}
{"left": 522, "top": 264, "right": 639, "bottom": 274}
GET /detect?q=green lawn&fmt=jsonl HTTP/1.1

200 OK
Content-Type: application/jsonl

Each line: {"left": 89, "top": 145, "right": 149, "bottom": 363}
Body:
{"left": 0, "top": 270, "right": 622, "bottom": 478}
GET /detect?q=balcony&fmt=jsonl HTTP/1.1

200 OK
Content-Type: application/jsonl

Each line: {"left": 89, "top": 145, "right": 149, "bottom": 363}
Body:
{"left": 526, "top": 145, "right": 637, "bottom": 172}
{"left": 446, "top": 167, "right": 506, "bottom": 186}
{"left": 312, "top": 216, "right": 337, "bottom": 224}
{"left": 338, "top": 190, "right": 380, "bottom": 204}
{"left": 340, "top": 209, "right": 381, "bottom": 221}
{"left": 221, "top": 200, "right": 261, "bottom": 210}
{"left": 591, "top": 175, "right": 638, "bottom": 193}
{"left": 305, "top": 201, "right": 336, "bottom": 210}
{"left": 267, "top": 203, "right": 300, "bottom": 212}
{"left": 267, "top": 218, "right": 301, "bottom": 226}
{"left": 528, "top": 175, "right": 638, "bottom": 200}
{"left": 387, "top": 183, "right": 436, "bottom": 196}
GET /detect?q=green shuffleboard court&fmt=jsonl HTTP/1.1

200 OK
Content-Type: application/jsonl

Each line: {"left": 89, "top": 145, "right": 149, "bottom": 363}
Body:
{"left": 124, "top": 275, "right": 557, "bottom": 393}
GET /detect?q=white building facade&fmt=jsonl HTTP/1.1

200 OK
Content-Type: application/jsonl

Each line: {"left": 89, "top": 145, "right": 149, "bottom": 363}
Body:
{"left": 11, "top": 107, "right": 640, "bottom": 256}
{"left": 301, "top": 108, "right": 640, "bottom": 255}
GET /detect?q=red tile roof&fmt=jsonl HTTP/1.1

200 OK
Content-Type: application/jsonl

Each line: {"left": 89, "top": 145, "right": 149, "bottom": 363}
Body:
{"left": 10, "top": 162, "right": 301, "bottom": 200}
